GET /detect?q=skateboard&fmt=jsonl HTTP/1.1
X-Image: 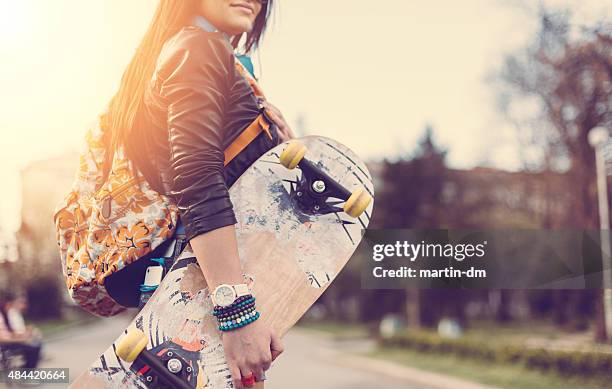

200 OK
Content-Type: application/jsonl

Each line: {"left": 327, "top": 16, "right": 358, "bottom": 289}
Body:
{"left": 70, "top": 136, "right": 374, "bottom": 388}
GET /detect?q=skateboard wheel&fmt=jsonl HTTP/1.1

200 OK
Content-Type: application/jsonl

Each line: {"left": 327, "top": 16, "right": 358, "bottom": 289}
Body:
{"left": 279, "top": 140, "right": 307, "bottom": 169}
{"left": 116, "top": 329, "right": 148, "bottom": 363}
{"left": 343, "top": 188, "right": 372, "bottom": 218}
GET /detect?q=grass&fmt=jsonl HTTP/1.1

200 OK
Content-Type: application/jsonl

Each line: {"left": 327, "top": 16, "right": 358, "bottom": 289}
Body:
{"left": 300, "top": 319, "right": 612, "bottom": 389}
{"left": 297, "top": 319, "right": 370, "bottom": 339}
{"left": 370, "top": 347, "right": 611, "bottom": 389}
{"left": 460, "top": 320, "right": 612, "bottom": 353}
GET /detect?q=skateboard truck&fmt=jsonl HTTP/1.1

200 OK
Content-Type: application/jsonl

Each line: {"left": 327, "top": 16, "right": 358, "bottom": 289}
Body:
{"left": 116, "top": 329, "right": 194, "bottom": 389}
{"left": 279, "top": 140, "right": 372, "bottom": 217}
{"left": 291, "top": 158, "right": 352, "bottom": 215}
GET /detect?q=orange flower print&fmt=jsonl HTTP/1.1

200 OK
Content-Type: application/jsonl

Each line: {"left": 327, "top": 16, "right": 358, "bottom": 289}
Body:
{"left": 115, "top": 221, "right": 153, "bottom": 261}
{"left": 55, "top": 208, "right": 75, "bottom": 242}
{"left": 155, "top": 208, "right": 177, "bottom": 239}
{"left": 91, "top": 228, "right": 110, "bottom": 245}
{"left": 57, "top": 208, "right": 74, "bottom": 228}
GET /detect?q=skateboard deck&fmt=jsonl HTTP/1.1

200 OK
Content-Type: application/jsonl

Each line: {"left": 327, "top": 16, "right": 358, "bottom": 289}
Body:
{"left": 70, "top": 136, "right": 374, "bottom": 388}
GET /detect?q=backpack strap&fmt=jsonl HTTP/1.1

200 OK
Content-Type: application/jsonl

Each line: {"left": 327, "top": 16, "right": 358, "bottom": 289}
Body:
{"left": 224, "top": 114, "right": 271, "bottom": 166}
{"left": 223, "top": 58, "right": 273, "bottom": 166}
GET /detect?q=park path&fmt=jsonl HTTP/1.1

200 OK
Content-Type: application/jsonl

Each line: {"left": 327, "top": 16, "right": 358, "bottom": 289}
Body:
{"left": 265, "top": 329, "right": 431, "bottom": 389}
{"left": 33, "top": 314, "right": 492, "bottom": 389}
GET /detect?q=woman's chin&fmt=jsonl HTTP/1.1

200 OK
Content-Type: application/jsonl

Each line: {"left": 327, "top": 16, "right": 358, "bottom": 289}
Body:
{"left": 222, "top": 19, "right": 254, "bottom": 36}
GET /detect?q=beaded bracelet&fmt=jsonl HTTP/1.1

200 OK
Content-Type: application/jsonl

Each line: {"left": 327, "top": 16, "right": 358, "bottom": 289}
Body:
{"left": 219, "top": 311, "right": 261, "bottom": 332}
{"left": 213, "top": 295, "right": 256, "bottom": 316}
{"left": 213, "top": 294, "right": 260, "bottom": 332}
{"left": 215, "top": 305, "right": 256, "bottom": 320}
{"left": 214, "top": 301, "right": 256, "bottom": 318}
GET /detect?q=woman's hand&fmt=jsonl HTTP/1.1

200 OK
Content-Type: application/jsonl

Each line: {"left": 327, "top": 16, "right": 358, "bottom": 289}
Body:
{"left": 262, "top": 101, "right": 295, "bottom": 142}
{"left": 191, "top": 228, "right": 284, "bottom": 387}
{"left": 222, "top": 320, "right": 284, "bottom": 388}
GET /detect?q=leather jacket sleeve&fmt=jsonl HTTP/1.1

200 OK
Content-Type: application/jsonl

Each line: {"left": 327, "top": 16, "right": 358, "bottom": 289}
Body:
{"left": 158, "top": 28, "right": 237, "bottom": 241}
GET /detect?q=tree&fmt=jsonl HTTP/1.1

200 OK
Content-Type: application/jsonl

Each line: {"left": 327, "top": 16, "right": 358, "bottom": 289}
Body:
{"left": 372, "top": 125, "right": 447, "bottom": 229}
{"left": 498, "top": 8, "right": 612, "bottom": 340}
{"left": 371, "top": 126, "right": 450, "bottom": 327}
{"left": 499, "top": 10, "right": 611, "bottom": 228}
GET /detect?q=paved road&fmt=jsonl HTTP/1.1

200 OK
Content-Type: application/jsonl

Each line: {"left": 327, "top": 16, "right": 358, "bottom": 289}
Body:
{"left": 37, "top": 313, "right": 134, "bottom": 388}
{"left": 266, "top": 330, "right": 428, "bottom": 389}
{"left": 34, "top": 315, "right": 432, "bottom": 389}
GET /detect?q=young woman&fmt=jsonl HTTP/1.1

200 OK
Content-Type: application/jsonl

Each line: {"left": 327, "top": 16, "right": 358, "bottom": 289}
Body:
{"left": 105, "top": 0, "right": 291, "bottom": 387}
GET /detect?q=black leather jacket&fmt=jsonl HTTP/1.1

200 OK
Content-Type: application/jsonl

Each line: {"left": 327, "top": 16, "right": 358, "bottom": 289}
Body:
{"left": 137, "top": 25, "right": 280, "bottom": 241}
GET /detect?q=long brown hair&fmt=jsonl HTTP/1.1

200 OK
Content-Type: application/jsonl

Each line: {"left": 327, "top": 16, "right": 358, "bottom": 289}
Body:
{"left": 104, "top": 0, "right": 273, "bottom": 176}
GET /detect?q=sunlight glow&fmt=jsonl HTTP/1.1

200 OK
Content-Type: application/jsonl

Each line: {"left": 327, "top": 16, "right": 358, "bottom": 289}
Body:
{"left": 0, "top": 1, "right": 29, "bottom": 40}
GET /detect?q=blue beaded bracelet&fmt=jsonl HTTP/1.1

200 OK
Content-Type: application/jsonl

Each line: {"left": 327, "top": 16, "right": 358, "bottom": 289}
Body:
{"left": 213, "top": 296, "right": 256, "bottom": 316}
{"left": 216, "top": 306, "right": 256, "bottom": 320}
{"left": 219, "top": 311, "right": 261, "bottom": 332}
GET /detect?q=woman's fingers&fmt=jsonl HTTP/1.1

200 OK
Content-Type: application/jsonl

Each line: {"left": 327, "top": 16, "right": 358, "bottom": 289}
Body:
{"left": 278, "top": 130, "right": 291, "bottom": 142}
{"left": 270, "top": 332, "right": 284, "bottom": 361}
{"left": 250, "top": 367, "right": 266, "bottom": 385}
{"left": 221, "top": 323, "right": 279, "bottom": 388}
{"left": 230, "top": 353, "right": 270, "bottom": 388}
{"left": 263, "top": 101, "right": 295, "bottom": 141}
{"left": 283, "top": 124, "right": 296, "bottom": 139}
{"left": 262, "top": 100, "right": 282, "bottom": 117}
{"left": 260, "top": 344, "right": 273, "bottom": 371}
{"left": 240, "top": 364, "right": 258, "bottom": 388}
{"left": 230, "top": 364, "right": 245, "bottom": 389}
{"left": 266, "top": 110, "right": 292, "bottom": 141}
{"left": 264, "top": 107, "right": 283, "bottom": 128}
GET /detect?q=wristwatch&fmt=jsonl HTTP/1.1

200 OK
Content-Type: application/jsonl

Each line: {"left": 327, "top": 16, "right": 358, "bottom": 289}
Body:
{"left": 211, "top": 284, "right": 250, "bottom": 307}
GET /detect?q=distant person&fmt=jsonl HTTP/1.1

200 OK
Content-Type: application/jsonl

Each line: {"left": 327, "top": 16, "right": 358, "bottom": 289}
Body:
{"left": 0, "top": 291, "right": 42, "bottom": 368}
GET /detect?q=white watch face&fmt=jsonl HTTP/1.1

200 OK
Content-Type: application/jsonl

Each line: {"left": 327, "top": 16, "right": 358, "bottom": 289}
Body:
{"left": 214, "top": 285, "right": 236, "bottom": 307}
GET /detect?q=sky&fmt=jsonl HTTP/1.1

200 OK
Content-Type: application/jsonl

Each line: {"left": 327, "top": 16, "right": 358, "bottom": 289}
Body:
{"left": 0, "top": 0, "right": 610, "bottom": 233}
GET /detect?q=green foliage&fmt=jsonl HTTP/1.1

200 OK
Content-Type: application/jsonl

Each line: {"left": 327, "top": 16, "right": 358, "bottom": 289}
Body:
{"left": 25, "top": 276, "right": 63, "bottom": 320}
{"left": 381, "top": 331, "right": 612, "bottom": 378}
{"left": 372, "top": 125, "right": 447, "bottom": 229}
{"left": 371, "top": 347, "right": 610, "bottom": 389}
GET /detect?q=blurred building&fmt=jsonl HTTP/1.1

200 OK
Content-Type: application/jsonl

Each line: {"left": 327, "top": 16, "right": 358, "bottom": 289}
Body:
{"left": 366, "top": 162, "right": 384, "bottom": 195}
{"left": 367, "top": 160, "right": 575, "bottom": 229}
{"left": 442, "top": 167, "right": 573, "bottom": 228}
{"left": 16, "top": 152, "right": 78, "bottom": 282}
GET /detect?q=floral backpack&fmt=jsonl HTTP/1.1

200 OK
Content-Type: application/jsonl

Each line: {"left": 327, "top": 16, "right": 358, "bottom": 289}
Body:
{"left": 54, "top": 60, "right": 269, "bottom": 317}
